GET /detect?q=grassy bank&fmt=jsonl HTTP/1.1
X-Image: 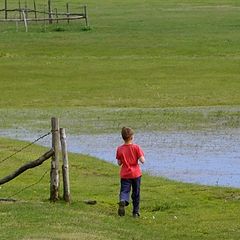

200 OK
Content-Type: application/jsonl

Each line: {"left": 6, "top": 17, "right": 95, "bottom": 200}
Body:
{"left": 1, "top": 138, "right": 240, "bottom": 240}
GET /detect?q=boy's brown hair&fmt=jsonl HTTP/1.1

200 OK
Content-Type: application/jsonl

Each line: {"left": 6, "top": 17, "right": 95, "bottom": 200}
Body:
{"left": 121, "top": 127, "right": 134, "bottom": 141}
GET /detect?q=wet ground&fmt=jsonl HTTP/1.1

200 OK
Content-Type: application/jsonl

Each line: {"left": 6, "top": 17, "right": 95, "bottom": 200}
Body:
{"left": 0, "top": 128, "right": 240, "bottom": 188}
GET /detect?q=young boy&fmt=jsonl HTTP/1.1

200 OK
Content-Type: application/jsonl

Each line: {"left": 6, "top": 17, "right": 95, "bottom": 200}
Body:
{"left": 116, "top": 127, "right": 145, "bottom": 217}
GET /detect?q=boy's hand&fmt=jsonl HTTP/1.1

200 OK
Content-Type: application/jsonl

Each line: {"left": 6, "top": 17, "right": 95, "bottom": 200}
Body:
{"left": 139, "top": 156, "right": 145, "bottom": 164}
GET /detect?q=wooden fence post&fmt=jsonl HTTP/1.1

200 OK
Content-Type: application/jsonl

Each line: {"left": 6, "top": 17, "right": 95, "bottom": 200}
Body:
{"left": 84, "top": 5, "right": 89, "bottom": 27}
{"left": 66, "top": 3, "right": 69, "bottom": 24}
{"left": 48, "top": 0, "right": 52, "bottom": 24}
{"left": 22, "top": 10, "right": 28, "bottom": 32}
{"left": 60, "top": 128, "right": 71, "bottom": 203}
{"left": 18, "top": 0, "right": 21, "bottom": 20}
{"left": 33, "top": 0, "right": 37, "bottom": 21}
{"left": 4, "top": 0, "right": 7, "bottom": 19}
{"left": 50, "top": 117, "right": 60, "bottom": 201}
{"left": 24, "top": 0, "right": 28, "bottom": 20}
{"left": 0, "top": 149, "right": 54, "bottom": 185}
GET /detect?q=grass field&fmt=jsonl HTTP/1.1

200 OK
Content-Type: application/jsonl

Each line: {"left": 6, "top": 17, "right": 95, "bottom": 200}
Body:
{"left": 0, "top": 0, "right": 240, "bottom": 109}
{"left": 0, "top": 0, "right": 240, "bottom": 239}
{"left": 0, "top": 0, "right": 239, "bottom": 133}
{"left": 1, "top": 138, "right": 240, "bottom": 240}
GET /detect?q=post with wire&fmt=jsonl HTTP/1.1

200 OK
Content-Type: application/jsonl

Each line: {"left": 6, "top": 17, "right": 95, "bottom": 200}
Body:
{"left": 50, "top": 117, "right": 60, "bottom": 201}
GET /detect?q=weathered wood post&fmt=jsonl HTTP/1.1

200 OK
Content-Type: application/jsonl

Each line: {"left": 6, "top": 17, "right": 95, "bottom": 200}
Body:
{"left": 50, "top": 117, "right": 60, "bottom": 201}
{"left": 33, "top": 0, "right": 37, "bottom": 21}
{"left": 18, "top": 0, "right": 21, "bottom": 20}
{"left": 22, "top": 9, "right": 28, "bottom": 32}
{"left": 43, "top": 5, "right": 47, "bottom": 31}
{"left": 24, "top": 0, "right": 28, "bottom": 20}
{"left": 4, "top": 0, "right": 7, "bottom": 19}
{"left": 60, "top": 128, "right": 71, "bottom": 203}
{"left": 84, "top": 5, "right": 88, "bottom": 27}
{"left": 0, "top": 149, "right": 54, "bottom": 185}
{"left": 48, "top": 0, "right": 52, "bottom": 24}
{"left": 66, "top": 3, "right": 69, "bottom": 24}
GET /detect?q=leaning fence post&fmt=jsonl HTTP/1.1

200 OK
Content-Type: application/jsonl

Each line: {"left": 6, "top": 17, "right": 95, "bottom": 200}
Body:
{"left": 22, "top": 10, "right": 28, "bottom": 32}
{"left": 60, "top": 128, "right": 71, "bottom": 203}
{"left": 50, "top": 117, "right": 60, "bottom": 201}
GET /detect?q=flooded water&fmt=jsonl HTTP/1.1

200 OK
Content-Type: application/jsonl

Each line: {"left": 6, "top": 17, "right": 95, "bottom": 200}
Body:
{"left": 0, "top": 128, "right": 240, "bottom": 188}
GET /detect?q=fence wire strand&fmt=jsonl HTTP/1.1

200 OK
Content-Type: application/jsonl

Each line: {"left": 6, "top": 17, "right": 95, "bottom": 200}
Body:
{"left": 7, "top": 169, "right": 49, "bottom": 199}
{"left": 0, "top": 131, "right": 51, "bottom": 165}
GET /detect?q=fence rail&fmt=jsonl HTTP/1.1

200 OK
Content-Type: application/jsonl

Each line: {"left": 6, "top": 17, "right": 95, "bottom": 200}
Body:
{"left": 0, "top": 15, "right": 86, "bottom": 22}
{"left": 0, "top": 0, "right": 89, "bottom": 31}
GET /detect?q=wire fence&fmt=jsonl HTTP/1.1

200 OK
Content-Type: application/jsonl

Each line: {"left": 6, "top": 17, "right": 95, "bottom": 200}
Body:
{"left": 0, "top": 131, "right": 52, "bottom": 200}
{"left": 0, "top": 131, "right": 51, "bottom": 166}
{"left": 7, "top": 169, "right": 49, "bottom": 199}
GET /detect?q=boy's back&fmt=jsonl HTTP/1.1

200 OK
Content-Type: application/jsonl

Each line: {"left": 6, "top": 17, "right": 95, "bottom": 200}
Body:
{"left": 116, "top": 143, "right": 144, "bottom": 179}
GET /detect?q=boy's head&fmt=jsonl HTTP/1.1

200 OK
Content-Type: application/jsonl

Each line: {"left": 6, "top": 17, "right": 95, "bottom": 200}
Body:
{"left": 121, "top": 127, "right": 134, "bottom": 141}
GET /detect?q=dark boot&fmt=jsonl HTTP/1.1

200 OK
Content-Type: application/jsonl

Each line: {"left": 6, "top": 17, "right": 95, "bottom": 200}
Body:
{"left": 118, "top": 201, "right": 125, "bottom": 216}
{"left": 133, "top": 212, "right": 140, "bottom": 218}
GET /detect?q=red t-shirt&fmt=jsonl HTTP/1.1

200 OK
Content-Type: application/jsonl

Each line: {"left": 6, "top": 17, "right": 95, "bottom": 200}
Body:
{"left": 116, "top": 143, "right": 144, "bottom": 179}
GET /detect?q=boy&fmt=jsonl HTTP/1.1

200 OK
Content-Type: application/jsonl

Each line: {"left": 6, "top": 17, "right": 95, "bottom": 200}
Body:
{"left": 116, "top": 127, "right": 145, "bottom": 218}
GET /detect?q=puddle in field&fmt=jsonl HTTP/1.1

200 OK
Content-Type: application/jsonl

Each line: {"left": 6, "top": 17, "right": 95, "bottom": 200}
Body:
{"left": 0, "top": 128, "right": 240, "bottom": 188}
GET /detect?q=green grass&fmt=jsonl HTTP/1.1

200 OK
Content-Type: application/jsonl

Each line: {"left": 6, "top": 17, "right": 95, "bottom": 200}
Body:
{"left": 0, "top": 0, "right": 240, "bottom": 109}
{"left": 0, "top": 0, "right": 239, "bottom": 133}
{"left": 0, "top": 1, "right": 240, "bottom": 239}
{"left": 1, "top": 138, "right": 240, "bottom": 240}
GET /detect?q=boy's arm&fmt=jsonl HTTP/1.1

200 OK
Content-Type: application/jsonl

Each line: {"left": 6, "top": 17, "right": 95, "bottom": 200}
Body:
{"left": 138, "top": 156, "right": 145, "bottom": 164}
{"left": 116, "top": 148, "right": 122, "bottom": 166}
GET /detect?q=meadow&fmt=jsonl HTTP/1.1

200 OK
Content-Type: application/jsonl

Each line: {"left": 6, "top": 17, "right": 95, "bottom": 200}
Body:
{"left": 0, "top": 0, "right": 240, "bottom": 134}
{"left": 1, "top": 138, "right": 240, "bottom": 240}
{"left": 0, "top": 0, "right": 240, "bottom": 110}
{"left": 0, "top": 0, "right": 240, "bottom": 239}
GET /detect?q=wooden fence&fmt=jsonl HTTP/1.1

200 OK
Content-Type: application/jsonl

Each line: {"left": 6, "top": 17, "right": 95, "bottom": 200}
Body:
{"left": 0, "top": 0, "right": 88, "bottom": 32}
{"left": 0, "top": 117, "right": 71, "bottom": 203}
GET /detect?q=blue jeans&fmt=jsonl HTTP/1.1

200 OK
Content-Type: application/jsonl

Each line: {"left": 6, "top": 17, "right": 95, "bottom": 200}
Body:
{"left": 119, "top": 176, "right": 141, "bottom": 214}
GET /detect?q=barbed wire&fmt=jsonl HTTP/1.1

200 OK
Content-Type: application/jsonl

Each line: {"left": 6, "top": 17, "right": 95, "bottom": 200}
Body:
{"left": 7, "top": 169, "right": 49, "bottom": 199}
{"left": 0, "top": 131, "right": 51, "bottom": 166}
